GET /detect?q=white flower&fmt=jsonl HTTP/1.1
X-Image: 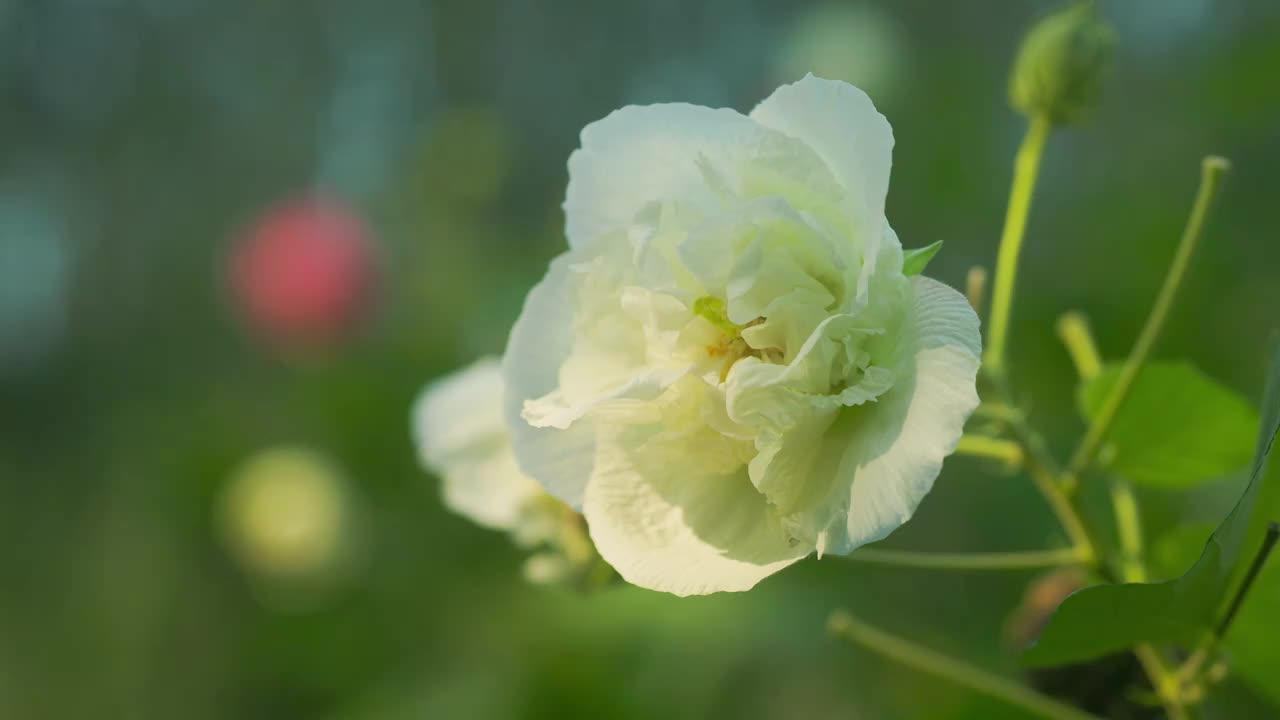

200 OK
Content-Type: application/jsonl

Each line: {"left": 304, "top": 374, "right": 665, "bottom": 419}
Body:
{"left": 503, "top": 75, "right": 982, "bottom": 596}
{"left": 413, "top": 357, "right": 602, "bottom": 583}
{"left": 414, "top": 357, "right": 545, "bottom": 532}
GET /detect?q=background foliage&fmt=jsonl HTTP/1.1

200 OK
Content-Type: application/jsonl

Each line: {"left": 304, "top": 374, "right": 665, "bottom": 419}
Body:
{"left": 1, "top": 1, "right": 1279, "bottom": 718}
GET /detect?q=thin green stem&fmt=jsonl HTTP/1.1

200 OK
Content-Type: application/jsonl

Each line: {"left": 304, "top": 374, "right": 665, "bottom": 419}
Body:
{"left": 984, "top": 374, "right": 1097, "bottom": 564}
{"left": 1179, "top": 522, "right": 1280, "bottom": 686}
{"left": 984, "top": 114, "right": 1052, "bottom": 377}
{"left": 1175, "top": 636, "right": 1212, "bottom": 701}
{"left": 828, "top": 610, "right": 1101, "bottom": 720}
{"left": 956, "top": 434, "right": 1024, "bottom": 468}
{"left": 1215, "top": 520, "right": 1279, "bottom": 638}
{"left": 1026, "top": 454, "right": 1095, "bottom": 564}
{"left": 974, "top": 116, "right": 1099, "bottom": 564}
{"left": 1056, "top": 312, "right": 1102, "bottom": 382}
{"left": 974, "top": 402, "right": 1025, "bottom": 424}
{"left": 846, "top": 547, "right": 1086, "bottom": 571}
{"left": 1111, "top": 480, "right": 1146, "bottom": 583}
{"left": 1135, "top": 644, "right": 1190, "bottom": 720}
{"left": 1067, "top": 157, "right": 1231, "bottom": 481}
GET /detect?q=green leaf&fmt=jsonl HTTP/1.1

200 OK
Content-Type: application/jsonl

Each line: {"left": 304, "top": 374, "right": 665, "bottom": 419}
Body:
{"left": 901, "top": 240, "right": 943, "bottom": 276}
{"left": 1151, "top": 522, "right": 1215, "bottom": 580}
{"left": 1078, "top": 362, "right": 1258, "bottom": 488}
{"left": 1023, "top": 347, "right": 1280, "bottom": 667}
{"left": 1227, "top": 559, "right": 1280, "bottom": 708}
{"left": 1223, "top": 369, "right": 1280, "bottom": 706}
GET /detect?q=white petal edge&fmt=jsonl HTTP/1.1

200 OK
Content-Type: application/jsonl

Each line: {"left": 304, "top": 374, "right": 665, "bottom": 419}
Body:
{"left": 834, "top": 275, "right": 981, "bottom": 553}
{"left": 412, "top": 358, "right": 542, "bottom": 530}
{"left": 563, "top": 102, "right": 773, "bottom": 251}
{"left": 438, "top": 447, "right": 541, "bottom": 532}
{"left": 503, "top": 253, "right": 597, "bottom": 508}
{"left": 750, "top": 74, "right": 895, "bottom": 298}
{"left": 583, "top": 423, "right": 808, "bottom": 596}
{"left": 413, "top": 357, "right": 506, "bottom": 465}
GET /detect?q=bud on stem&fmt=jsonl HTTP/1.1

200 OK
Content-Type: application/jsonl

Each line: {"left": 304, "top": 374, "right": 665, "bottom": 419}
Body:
{"left": 1010, "top": 1, "right": 1115, "bottom": 125}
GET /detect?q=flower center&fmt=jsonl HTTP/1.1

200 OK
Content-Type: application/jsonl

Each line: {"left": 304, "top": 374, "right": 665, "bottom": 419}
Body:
{"left": 693, "top": 296, "right": 784, "bottom": 380}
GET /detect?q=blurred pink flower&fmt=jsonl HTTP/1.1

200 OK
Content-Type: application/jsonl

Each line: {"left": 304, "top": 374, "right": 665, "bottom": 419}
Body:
{"left": 229, "top": 195, "right": 376, "bottom": 346}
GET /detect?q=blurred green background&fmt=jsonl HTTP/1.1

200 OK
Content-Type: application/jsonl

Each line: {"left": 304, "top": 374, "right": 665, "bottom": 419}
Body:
{"left": 2, "top": 1, "right": 1278, "bottom": 718}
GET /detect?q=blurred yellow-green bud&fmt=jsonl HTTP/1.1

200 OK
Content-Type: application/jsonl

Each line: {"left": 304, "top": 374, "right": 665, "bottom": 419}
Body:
{"left": 1009, "top": 2, "right": 1115, "bottom": 125}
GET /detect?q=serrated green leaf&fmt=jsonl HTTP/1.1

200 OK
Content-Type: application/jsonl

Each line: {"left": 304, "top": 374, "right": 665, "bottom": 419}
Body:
{"left": 1078, "top": 362, "right": 1258, "bottom": 488}
{"left": 1023, "top": 347, "right": 1280, "bottom": 667}
{"left": 901, "top": 240, "right": 943, "bottom": 276}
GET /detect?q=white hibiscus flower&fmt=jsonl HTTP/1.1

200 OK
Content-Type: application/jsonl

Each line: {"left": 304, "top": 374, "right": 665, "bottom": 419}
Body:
{"left": 504, "top": 75, "right": 981, "bottom": 596}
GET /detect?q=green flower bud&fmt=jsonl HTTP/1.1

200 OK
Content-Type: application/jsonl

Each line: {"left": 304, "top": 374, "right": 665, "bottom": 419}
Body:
{"left": 1009, "top": 2, "right": 1115, "bottom": 125}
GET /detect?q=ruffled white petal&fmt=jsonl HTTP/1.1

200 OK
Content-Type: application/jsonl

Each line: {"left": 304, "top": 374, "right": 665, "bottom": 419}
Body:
{"left": 750, "top": 74, "right": 892, "bottom": 230}
{"left": 582, "top": 381, "right": 806, "bottom": 596}
{"left": 523, "top": 365, "right": 690, "bottom": 430}
{"left": 724, "top": 314, "right": 894, "bottom": 547}
{"left": 413, "top": 358, "right": 542, "bottom": 530}
{"left": 750, "top": 74, "right": 895, "bottom": 298}
{"left": 565, "top": 103, "right": 759, "bottom": 250}
{"left": 832, "top": 276, "right": 981, "bottom": 553}
{"left": 564, "top": 102, "right": 848, "bottom": 254}
{"left": 502, "top": 254, "right": 597, "bottom": 508}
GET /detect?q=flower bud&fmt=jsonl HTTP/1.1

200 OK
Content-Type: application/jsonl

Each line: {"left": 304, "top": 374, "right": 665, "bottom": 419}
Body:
{"left": 1009, "top": 2, "right": 1115, "bottom": 125}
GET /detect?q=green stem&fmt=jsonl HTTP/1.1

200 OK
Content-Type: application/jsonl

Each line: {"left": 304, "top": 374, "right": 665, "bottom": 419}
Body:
{"left": 1134, "top": 644, "right": 1190, "bottom": 720}
{"left": 983, "top": 114, "right": 1052, "bottom": 377}
{"left": 1179, "top": 522, "right": 1280, "bottom": 686}
{"left": 984, "top": 374, "right": 1097, "bottom": 564}
{"left": 1056, "top": 312, "right": 1102, "bottom": 382}
{"left": 956, "top": 434, "right": 1024, "bottom": 467}
{"left": 1025, "top": 448, "right": 1096, "bottom": 566}
{"left": 846, "top": 547, "right": 1086, "bottom": 571}
{"left": 976, "top": 114, "right": 1099, "bottom": 564}
{"left": 828, "top": 610, "right": 1101, "bottom": 720}
{"left": 1214, "top": 520, "right": 1279, "bottom": 638}
{"left": 1067, "top": 157, "right": 1231, "bottom": 481}
{"left": 1111, "top": 480, "right": 1146, "bottom": 583}
{"left": 974, "top": 402, "right": 1026, "bottom": 424}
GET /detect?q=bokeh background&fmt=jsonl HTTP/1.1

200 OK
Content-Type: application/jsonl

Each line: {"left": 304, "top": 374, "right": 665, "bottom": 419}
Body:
{"left": 2, "top": 1, "right": 1278, "bottom": 718}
